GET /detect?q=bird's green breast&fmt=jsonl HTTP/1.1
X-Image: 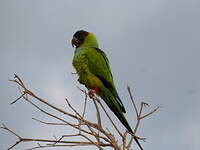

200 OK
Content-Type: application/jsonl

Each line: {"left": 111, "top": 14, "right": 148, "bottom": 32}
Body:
{"left": 72, "top": 47, "right": 104, "bottom": 89}
{"left": 73, "top": 48, "right": 89, "bottom": 81}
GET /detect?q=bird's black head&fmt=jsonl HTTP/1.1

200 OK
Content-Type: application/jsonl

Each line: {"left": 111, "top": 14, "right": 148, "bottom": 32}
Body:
{"left": 71, "top": 30, "right": 89, "bottom": 48}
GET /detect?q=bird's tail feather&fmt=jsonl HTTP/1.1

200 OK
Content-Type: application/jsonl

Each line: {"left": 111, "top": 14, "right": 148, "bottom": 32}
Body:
{"left": 100, "top": 89, "right": 143, "bottom": 150}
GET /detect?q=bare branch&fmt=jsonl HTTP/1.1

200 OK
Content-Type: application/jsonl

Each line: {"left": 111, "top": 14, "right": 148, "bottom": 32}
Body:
{"left": 92, "top": 97, "right": 102, "bottom": 128}
{"left": 32, "top": 118, "right": 68, "bottom": 126}
{"left": 2, "top": 74, "right": 160, "bottom": 150}
{"left": 127, "top": 86, "right": 139, "bottom": 117}
{"left": 65, "top": 98, "right": 82, "bottom": 118}
{"left": 10, "top": 93, "right": 25, "bottom": 104}
{"left": 1, "top": 124, "right": 21, "bottom": 139}
{"left": 82, "top": 91, "right": 88, "bottom": 118}
{"left": 140, "top": 106, "right": 160, "bottom": 119}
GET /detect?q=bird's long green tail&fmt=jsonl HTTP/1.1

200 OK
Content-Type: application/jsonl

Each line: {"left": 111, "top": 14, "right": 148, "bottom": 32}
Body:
{"left": 99, "top": 88, "right": 143, "bottom": 150}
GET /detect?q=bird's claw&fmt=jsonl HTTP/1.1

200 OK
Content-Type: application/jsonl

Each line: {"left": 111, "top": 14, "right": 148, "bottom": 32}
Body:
{"left": 88, "top": 89, "right": 96, "bottom": 99}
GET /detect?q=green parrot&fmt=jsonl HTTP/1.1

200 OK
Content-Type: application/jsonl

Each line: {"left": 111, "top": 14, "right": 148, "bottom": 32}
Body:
{"left": 71, "top": 30, "right": 143, "bottom": 150}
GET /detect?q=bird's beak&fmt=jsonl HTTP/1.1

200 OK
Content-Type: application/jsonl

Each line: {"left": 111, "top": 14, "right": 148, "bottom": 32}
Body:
{"left": 71, "top": 37, "right": 78, "bottom": 48}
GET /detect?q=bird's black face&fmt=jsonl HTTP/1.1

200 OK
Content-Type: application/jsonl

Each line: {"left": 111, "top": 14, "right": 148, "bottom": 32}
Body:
{"left": 71, "top": 30, "right": 89, "bottom": 48}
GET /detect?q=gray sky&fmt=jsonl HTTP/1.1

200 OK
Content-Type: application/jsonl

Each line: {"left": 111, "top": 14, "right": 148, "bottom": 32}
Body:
{"left": 0, "top": 0, "right": 200, "bottom": 150}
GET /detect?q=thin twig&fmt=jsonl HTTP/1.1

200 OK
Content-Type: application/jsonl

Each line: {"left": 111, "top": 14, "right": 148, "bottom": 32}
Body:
{"left": 140, "top": 106, "right": 160, "bottom": 119}
{"left": 1, "top": 124, "right": 21, "bottom": 139}
{"left": 127, "top": 86, "right": 139, "bottom": 117}
{"left": 32, "top": 118, "right": 68, "bottom": 126}
{"left": 10, "top": 93, "right": 25, "bottom": 104}
{"left": 65, "top": 98, "right": 82, "bottom": 118}
{"left": 92, "top": 97, "right": 102, "bottom": 128}
{"left": 82, "top": 91, "right": 88, "bottom": 118}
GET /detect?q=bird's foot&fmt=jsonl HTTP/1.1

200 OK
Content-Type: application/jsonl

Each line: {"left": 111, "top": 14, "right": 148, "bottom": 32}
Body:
{"left": 88, "top": 89, "right": 96, "bottom": 99}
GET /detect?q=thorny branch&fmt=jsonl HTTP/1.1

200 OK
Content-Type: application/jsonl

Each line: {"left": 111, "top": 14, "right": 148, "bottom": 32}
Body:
{"left": 1, "top": 74, "right": 160, "bottom": 150}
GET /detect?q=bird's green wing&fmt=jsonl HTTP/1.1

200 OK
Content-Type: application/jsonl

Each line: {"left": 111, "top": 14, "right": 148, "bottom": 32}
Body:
{"left": 86, "top": 47, "right": 126, "bottom": 112}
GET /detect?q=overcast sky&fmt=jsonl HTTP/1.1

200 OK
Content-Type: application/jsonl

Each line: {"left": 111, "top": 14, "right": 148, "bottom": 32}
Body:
{"left": 0, "top": 0, "right": 200, "bottom": 150}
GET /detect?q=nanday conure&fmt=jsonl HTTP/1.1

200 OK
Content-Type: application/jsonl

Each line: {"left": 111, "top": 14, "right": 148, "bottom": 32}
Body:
{"left": 71, "top": 30, "right": 143, "bottom": 150}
